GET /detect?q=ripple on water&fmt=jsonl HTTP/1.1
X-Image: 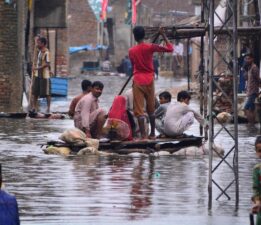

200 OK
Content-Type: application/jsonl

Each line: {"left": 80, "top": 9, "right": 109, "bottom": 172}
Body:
{"left": 0, "top": 75, "right": 257, "bottom": 225}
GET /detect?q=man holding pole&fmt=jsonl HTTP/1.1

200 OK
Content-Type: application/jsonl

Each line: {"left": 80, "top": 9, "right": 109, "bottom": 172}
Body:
{"left": 32, "top": 37, "right": 52, "bottom": 113}
{"left": 128, "top": 26, "right": 173, "bottom": 140}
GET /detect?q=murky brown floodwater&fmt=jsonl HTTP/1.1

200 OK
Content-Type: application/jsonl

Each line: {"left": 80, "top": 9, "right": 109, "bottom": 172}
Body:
{"left": 0, "top": 74, "right": 259, "bottom": 224}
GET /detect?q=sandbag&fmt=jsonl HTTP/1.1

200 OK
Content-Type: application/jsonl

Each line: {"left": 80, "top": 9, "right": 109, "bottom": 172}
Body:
{"left": 86, "top": 138, "right": 99, "bottom": 150}
{"left": 216, "top": 112, "right": 232, "bottom": 124}
{"left": 59, "top": 128, "right": 86, "bottom": 145}
{"left": 44, "top": 146, "right": 71, "bottom": 156}
{"left": 77, "top": 147, "right": 97, "bottom": 155}
{"left": 173, "top": 146, "right": 204, "bottom": 156}
{"left": 77, "top": 147, "right": 114, "bottom": 156}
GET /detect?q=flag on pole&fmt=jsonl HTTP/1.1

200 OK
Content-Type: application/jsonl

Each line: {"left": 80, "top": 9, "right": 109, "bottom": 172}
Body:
{"left": 125, "top": 0, "right": 141, "bottom": 25}
{"left": 100, "top": 0, "right": 109, "bottom": 21}
{"left": 88, "top": 0, "right": 102, "bottom": 21}
{"left": 131, "top": 0, "right": 136, "bottom": 25}
{"left": 125, "top": 0, "right": 132, "bottom": 25}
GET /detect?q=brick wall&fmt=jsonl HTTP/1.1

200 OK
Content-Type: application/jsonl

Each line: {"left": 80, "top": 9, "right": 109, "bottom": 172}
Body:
{"left": 56, "top": 29, "right": 69, "bottom": 77}
{"left": 67, "top": 0, "right": 98, "bottom": 75}
{"left": 68, "top": 0, "right": 97, "bottom": 46}
{"left": 0, "top": 0, "right": 25, "bottom": 112}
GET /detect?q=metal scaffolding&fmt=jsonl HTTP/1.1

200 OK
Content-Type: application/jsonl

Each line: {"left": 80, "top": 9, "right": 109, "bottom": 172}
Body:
{"left": 204, "top": 0, "right": 239, "bottom": 209}
{"left": 144, "top": 0, "right": 261, "bottom": 210}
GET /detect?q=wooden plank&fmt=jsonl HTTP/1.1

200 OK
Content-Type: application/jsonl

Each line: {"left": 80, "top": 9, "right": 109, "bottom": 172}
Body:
{"left": 45, "top": 136, "right": 203, "bottom": 154}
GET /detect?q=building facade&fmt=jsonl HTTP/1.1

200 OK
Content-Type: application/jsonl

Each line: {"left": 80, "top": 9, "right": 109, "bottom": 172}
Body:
{"left": 0, "top": 0, "right": 26, "bottom": 112}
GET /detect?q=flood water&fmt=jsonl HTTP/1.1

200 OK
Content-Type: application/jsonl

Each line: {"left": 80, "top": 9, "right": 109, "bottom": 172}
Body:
{"left": 0, "top": 74, "right": 259, "bottom": 225}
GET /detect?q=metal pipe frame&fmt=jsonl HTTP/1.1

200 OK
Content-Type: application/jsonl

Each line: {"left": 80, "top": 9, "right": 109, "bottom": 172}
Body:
{"left": 205, "top": 0, "right": 239, "bottom": 210}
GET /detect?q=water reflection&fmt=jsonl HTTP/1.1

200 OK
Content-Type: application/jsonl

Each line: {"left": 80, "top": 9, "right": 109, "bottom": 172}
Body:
{"left": 129, "top": 157, "right": 154, "bottom": 220}
{"left": 0, "top": 75, "right": 258, "bottom": 224}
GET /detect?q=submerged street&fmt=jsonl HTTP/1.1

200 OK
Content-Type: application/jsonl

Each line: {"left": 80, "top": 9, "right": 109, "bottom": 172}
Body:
{"left": 0, "top": 74, "right": 258, "bottom": 225}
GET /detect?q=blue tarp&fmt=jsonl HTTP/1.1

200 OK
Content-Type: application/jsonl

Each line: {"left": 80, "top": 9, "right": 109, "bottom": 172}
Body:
{"left": 0, "top": 190, "right": 20, "bottom": 225}
{"left": 69, "top": 44, "right": 108, "bottom": 54}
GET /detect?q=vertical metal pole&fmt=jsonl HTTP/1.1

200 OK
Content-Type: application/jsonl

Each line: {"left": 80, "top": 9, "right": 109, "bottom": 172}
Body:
{"left": 200, "top": 0, "right": 205, "bottom": 136}
{"left": 208, "top": 0, "right": 214, "bottom": 210}
{"left": 130, "top": 24, "right": 133, "bottom": 47}
{"left": 54, "top": 29, "right": 57, "bottom": 76}
{"left": 187, "top": 38, "right": 190, "bottom": 91}
{"left": 232, "top": 0, "right": 239, "bottom": 209}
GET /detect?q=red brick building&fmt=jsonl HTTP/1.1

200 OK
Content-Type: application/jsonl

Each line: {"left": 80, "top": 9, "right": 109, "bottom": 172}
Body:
{"left": 0, "top": 0, "right": 25, "bottom": 112}
{"left": 67, "top": 0, "right": 98, "bottom": 75}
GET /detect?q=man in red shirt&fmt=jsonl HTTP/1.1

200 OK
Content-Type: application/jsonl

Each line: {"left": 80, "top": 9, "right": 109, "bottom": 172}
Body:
{"left": 129, "top": 26, "right": 173, "bottom": 139}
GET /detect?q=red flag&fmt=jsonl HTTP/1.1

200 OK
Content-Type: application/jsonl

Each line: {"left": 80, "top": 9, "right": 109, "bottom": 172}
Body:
{"left": 131, "top": 0, "right": 136, "bottom": 25}
{"left": 132, "top": 0, "right": 141, "bottom": 25}
{"left": 101, "top": 0, "right": 109, "bottom": 21}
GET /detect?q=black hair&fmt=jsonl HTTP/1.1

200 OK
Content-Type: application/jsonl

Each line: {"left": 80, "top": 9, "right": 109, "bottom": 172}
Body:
{"left": 177, "top": 90, "right": 191, "bottom": 102}
{"left": 39, "top": 37, "right": 47, "bottom": 46}
{"left": 133, "top": 26, "right": 145, "bottom": 42}
{"left": 159, "top": 91, "right": 172, "bottom": 102}
{"left": 255, "top": 136, "right": 261, "bottom": 148}
{"left": 244, "top": 52, "right": 254, "bottom": 58}
{"left": 81, "top": 79, "right": 92, "bottom": 91}
{"left": 92, "top": 81, "right": 104, "bottom": 89}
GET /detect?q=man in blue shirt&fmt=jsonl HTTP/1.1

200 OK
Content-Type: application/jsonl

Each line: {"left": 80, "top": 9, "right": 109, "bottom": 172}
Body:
{"left": 0, "top": 166, "right": 20, "bottom": 225}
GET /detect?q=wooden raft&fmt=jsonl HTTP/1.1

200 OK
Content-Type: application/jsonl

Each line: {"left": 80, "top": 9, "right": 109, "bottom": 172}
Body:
{"left": 45, "top": 136, "right": 203, "bottom": 155}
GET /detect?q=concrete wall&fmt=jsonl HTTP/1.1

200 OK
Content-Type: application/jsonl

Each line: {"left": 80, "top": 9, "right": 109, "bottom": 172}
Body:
{"left": 0, "top": 0, "right": 25, "bottom": 112}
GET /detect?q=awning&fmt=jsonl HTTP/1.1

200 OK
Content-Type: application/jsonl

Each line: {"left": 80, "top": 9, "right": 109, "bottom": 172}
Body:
{"left": 69, "top": 44, "right": 108, "bottom": 54}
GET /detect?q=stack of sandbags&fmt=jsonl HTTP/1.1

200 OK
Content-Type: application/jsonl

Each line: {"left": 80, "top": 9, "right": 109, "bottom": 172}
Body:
{"left": 45, "top": 128, "right": 100, "bottom": 156}
{"left": 43, "top": 146, "right": 71, "bottom": 156}
{"left": 77, "top": 138, "right": 100, "bottom": 156}
{"left": 59, "top": 128, "right": 87, "bottom": 145}
{"left": 172, "top": 146, "right": 206, "bottom": 156}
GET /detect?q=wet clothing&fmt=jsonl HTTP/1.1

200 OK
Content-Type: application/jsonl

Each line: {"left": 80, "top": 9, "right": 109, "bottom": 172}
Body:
{"left": 74, "top": 93, "right": 105, "bottom": 134}
{"left": 253, "top": 163, "right": 261, "bottom": 225}
{"left": 129, "top": 42, "right": 173, "bottom": 86}
{"left": 129, "top": 42, "right": 173, "bottom": 118}
{"left": 244, "top": 93, "right": 257, "bottom": 111}
{"left": 68, "top": 93, "right": 86, "bottom": 117}
{"left": 243, "top": 63, "right": 260, "bottom": 111}
{"left": 34, "top": 49, "right": 51, "bottom": 78}
{"left": 155, "top": 102, "right": 170, "bottom": 134}
{"left": 107, "top": 96, "right": 132, "bottom": 140}
{"left": 133, "top": 81, "right": 155, "bottom": 117}
{"left": 164, "top": 102, "right": 205, "bottom": 136}
{"left": 244, "top": 63, "right": 260, "bottom": 97}
{"left": 0, "top": 190, "right": 20, "bottom": 225}
{"left": 32, "top": 48, "right": 51, "bottom": 97}
{"left": 124, "top": 89, "right": 149, "bottom": 137}
{"left": 32, "top": 76, "right": 51, "bottom": 97}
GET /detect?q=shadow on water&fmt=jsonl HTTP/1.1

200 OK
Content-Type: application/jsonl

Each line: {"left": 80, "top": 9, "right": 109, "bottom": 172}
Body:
{"left": 0, "top": 74, "right": 259, "bottom": 224}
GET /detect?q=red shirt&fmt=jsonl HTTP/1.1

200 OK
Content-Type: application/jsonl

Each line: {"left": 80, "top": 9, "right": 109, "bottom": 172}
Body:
{"left": 129, "top": 42, "right": 173, "bottom": 85}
